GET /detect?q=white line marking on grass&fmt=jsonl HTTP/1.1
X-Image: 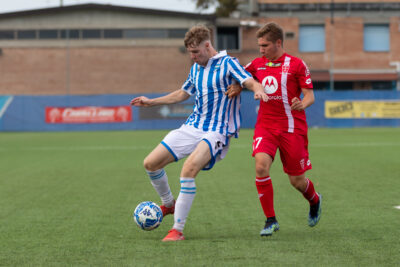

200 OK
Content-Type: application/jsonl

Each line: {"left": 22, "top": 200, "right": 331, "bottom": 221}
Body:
{"left": 394, "top": 206, "right": 400, "bottom": 210}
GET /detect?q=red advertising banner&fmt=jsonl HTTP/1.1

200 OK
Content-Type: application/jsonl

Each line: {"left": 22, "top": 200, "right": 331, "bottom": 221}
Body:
{"left": 45, "top": 106, "right": 132, "bottom": 124}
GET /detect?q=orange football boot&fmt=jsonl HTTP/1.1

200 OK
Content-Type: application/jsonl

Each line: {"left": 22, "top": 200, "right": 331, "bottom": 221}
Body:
{"left": 162, "top": 229, "right": 185, "bottom": 242}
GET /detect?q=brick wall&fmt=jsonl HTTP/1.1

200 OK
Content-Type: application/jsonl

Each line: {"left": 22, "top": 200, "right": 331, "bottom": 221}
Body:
{"left": 1, "top": 15, "right": 399, "bottom": 95}
{"left": 234, "top": 17, "right": 400, "bottom": 75}
{"left": 0, "top": 46, "right": 192, "bottom": 95}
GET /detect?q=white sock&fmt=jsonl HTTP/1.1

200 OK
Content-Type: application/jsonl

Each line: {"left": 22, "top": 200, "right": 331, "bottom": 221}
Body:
{"left": 146, "top": 169, "right": 174, "bottom": 207}
{"left": 173, "top": 177, "right": 196, "bottom": 232}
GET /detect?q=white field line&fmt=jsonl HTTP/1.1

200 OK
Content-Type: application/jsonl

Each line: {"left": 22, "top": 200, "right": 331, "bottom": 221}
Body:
{"left": 394, "top": 206, "right": 400, "bottom": 210}
{"left": 1, "top": 142, "right": 400, "bottom": 152}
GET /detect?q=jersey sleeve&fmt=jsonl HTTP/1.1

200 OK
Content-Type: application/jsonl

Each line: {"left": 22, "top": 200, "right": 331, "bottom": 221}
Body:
{"left": 297, "top": 60, "right": 313, "bottom": 89}
{"left": 227, "top": 58, "right": 252, "bottom": 86}
{"left": 244, "top": 60, "right": 257, "bottom": 79}
{"left": 181, "top": 66, "right": 196, "bottom": 95}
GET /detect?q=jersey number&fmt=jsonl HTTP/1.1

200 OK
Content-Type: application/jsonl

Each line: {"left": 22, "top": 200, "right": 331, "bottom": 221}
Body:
{"left": 253, "top": 137, "right": 263, "bottom": 151}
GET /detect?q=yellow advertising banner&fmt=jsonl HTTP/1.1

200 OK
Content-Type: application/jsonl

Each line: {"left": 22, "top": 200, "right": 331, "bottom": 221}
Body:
{"left": 325, "top": 101, "right": 400, "bottom": 118}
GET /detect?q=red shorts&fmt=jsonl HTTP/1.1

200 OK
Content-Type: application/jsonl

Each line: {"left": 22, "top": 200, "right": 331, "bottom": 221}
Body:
{"left": 252, "top": 127, "right": 312, "bottom": 176}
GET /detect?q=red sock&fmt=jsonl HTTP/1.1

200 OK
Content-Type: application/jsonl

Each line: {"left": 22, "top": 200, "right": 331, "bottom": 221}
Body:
{"left": 303, "top": 178, "right": 319, "bottom": 205}
{"left": 255, "top": 176, "right": 275, "bottom": 218}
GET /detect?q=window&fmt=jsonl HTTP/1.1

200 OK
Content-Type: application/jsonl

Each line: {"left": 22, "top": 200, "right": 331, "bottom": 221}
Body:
{"left": 17, "top": 30, "right": 36, "bottom": 39}
{"left": 82, "top": 29, "right": 101, "bottom": 39}
{"left": 335, "top": 81, "right": 356, "bottom": 90}
{"left": 3, "top": 28, "right": 189, "bottom": 41}
{"left": 217, "top": 27, "right": 239, "bottom": 51}
{"left": 353, "top": 81, "right": 395, "bottom": 90}
{"left": 123, "top": 29, "right": 187, "bottom": 39}
{"left": 371, "top": 81, "right": 395, "bottom": 90}
{"left": 364, "top": 24, "right": 389, "bottom": 52}
{"left": 299, "top": 25, "right": 325, "bottom": 52}
{"left": 39, "top": 30, "right": 58, "bottom": 39}
{"left": 104, "top": 29, "right": 123, "bottom": 39}
{"left": 0, "top": 30, "right": 14, "bottom": 40}
{"left": 60, "top": 29, "right": 80, "bottom": 39}
{"left": 312, "top": 81, "right": 329, "bottom": 90}
{"left": 285, "top": 32, "right": 295, "bottom": 39}
{"left": 168, "top": 29, "right": 187, "bottom": 38}
{"left": 123, "top": 29, "right": 168, "bottom": 38}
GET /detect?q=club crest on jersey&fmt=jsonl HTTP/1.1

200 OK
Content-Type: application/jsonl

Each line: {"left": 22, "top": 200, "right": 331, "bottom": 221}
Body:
{"left": 261, "top": 76, "right": 279, "bottom": 94}
{"left": 282, "top": 64, "right": 290, "bottom": 73}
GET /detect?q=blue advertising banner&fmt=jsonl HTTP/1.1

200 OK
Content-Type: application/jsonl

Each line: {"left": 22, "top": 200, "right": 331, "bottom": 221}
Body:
{"left": 0, "top": 91, "right": 399, "bottom": 132}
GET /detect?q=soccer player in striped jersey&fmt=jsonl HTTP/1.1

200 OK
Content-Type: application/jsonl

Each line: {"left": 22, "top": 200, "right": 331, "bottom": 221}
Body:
{"left": 130, "top": 25, "right": 268, "bottom": 241}
{"left": 228, "top": 22, "right": 322, "bottom": 236}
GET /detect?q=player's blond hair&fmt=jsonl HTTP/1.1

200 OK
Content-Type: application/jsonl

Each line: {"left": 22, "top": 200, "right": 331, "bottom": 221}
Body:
{"left": 184, "top": 25, "right": 211, "bottom": 48}
{"left": 256, "top": 22, "right": 284, "bottom": 44}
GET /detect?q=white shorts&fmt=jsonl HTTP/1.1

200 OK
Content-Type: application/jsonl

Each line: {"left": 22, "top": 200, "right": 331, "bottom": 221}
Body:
{"left": 161, "top": 124, "right": 230, "bottom": 170}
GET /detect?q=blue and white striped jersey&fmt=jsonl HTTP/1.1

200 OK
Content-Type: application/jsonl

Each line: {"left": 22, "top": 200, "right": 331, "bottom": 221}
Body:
{"left": 181, "top": 51, "right": 252, "bottom": 137}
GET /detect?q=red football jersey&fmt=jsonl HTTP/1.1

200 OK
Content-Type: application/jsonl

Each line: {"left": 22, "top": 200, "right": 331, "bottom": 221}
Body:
{"left": 246, "top": 53, "right": 313, "bottom": 134}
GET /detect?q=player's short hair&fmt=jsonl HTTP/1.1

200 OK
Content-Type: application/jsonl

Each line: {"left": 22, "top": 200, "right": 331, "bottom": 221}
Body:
{"left": 184, "top": 25, "right": 211, "bottom": 48}
{"left": 256, "top": 22, "right": 284, "bottom": 44}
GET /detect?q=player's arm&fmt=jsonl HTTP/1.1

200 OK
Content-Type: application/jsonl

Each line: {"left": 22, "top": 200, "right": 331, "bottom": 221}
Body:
{"left": 225, "top": 61, "right": 256, "bottom": 98}
{"left": 225, "top": 79, "right": 268, "bottom": 101}
{"left": 291, "top": 88, "right": 315, "bottom": 111}
{"left": 130, "top": 89, "right": 190, "bottom": 107}
{"left": 243, "top": 78, "right": 268, "bottom": 102}
{"left": 225, "top": 82, "right": 242, "bottom": 98}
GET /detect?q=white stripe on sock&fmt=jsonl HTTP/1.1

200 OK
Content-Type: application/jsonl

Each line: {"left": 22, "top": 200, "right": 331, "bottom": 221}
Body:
{"left": 256, "top": 176, "right": 271, "bottom": 183}
{"left": 146, "top": 169, "right": 174, "bottom": 206}
{"left": 173, "top": 178, "right": 196, "bottom": 232}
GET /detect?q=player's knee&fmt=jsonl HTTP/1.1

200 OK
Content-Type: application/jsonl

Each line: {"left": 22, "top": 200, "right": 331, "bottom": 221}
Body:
{"left": 289, "top": 175, "right": 305, "bottom": 190}
{"left": 143, "top": 157, "right": 157, "bottom": 172}
{"left": 255, "top": 162, "right": 269, "bottom": 177}
{"left": 181, "top": 161, "right": 200, "bottom": 178}
{"left": 290, "top": 179, "right": 300, "bottom": 189}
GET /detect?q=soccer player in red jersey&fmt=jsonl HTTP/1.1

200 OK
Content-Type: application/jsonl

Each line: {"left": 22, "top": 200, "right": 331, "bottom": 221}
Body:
{"left": 228, "top": 22, "right": 322, "bottom": 236}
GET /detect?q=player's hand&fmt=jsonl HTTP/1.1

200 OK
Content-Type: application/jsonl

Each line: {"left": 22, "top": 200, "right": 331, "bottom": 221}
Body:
{"left": 291, "top": 97, "right": 304, "bottom": 111}
{"left": 254, "top": 89, "right": 268, "bottom": 102}
{"left": 225, "top": 84, "right": 242, "bottom": 98}
{"left": 130, "top": 96, "right": 152, "bottom": 107}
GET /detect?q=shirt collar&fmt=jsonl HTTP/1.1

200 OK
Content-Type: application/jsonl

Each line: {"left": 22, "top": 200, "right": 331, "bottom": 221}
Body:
{"left": 212, "top": 50, "right": 227, "bottom": 59}
{"left": 199, "top": 50, "right": 227, "bottom": 69}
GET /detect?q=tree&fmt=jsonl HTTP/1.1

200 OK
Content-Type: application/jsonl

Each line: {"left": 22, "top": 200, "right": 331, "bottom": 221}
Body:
{"left": 194, "top": 0, "right": 239, "bottom": 17}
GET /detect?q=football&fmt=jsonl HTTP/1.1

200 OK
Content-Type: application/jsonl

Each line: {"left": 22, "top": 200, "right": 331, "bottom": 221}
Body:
{"left": 133, "top": 201, "right": 163, "bottom": 231}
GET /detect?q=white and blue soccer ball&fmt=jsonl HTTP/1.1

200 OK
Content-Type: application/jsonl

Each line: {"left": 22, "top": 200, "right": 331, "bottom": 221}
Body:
{"left": 133, "top": 201, "right": 163, "bottom": 231}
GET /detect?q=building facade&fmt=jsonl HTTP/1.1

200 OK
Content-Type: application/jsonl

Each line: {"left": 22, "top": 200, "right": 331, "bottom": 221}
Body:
{"left": 0, "top": 2, "right": 399, "bottom": 95}
{"left": 229, "top": 0, "right": 400, "bottom": 90}
{"left": 0, "top": 4, "right": 214, "bottom": 95}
